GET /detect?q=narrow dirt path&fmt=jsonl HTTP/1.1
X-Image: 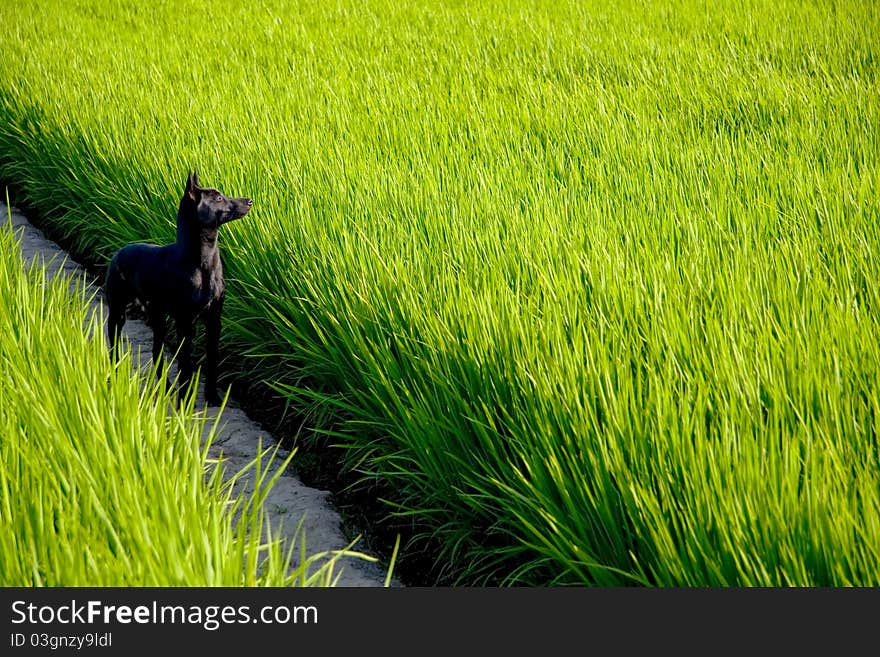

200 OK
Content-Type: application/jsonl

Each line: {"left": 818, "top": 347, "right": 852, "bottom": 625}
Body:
{"left": 3, "top": 201, "right": 391, "bottom": 587}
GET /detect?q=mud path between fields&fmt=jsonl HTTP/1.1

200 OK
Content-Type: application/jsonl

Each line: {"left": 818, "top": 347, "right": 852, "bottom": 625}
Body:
{"left": 3, "top": 200, "right": 392, "bottom": 587}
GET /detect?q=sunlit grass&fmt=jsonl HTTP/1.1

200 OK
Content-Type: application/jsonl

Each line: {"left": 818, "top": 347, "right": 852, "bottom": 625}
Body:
{"left": 0, "top": 0, "right": 878, "bottom": 584}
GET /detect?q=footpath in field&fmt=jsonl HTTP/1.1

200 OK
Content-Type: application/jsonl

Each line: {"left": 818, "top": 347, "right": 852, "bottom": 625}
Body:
{"left": 3, "top": 200, "right": 390, "bottom": 587}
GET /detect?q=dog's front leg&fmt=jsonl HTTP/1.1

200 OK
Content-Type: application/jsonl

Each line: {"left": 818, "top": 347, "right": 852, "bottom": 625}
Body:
{"left": 203, "top": 296, "right": 224, "bottom": 406}
{"left": 174, "top": 316, "right": 196, "bottom": 404}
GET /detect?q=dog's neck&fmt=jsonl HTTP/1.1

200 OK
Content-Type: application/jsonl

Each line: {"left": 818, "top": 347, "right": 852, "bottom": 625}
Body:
{"left": 176, "top": 199, "right": 220, "bottom": 269}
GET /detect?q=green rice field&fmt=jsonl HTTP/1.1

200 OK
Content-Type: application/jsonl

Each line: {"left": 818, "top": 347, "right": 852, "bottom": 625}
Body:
{"left": 1, "top": 0, "right": 878, "bottom": 585}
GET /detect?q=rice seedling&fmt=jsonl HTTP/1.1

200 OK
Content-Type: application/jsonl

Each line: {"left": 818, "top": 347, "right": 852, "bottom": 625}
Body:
{"left": 0, "top": 0, "right": 877, "bottom": 584}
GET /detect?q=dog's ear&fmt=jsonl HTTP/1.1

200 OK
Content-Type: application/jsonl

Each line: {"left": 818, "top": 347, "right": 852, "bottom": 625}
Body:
{"left": 185, "top": 170, "right": 201, "bottom": 201}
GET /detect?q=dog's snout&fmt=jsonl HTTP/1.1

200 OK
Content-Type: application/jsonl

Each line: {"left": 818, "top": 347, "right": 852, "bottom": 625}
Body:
{"left": 234, "top": 197, "right": 253, "bottom": 219}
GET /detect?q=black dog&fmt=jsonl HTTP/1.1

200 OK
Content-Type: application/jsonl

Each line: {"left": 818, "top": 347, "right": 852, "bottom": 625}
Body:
{"left": 105, "top": 171, "right": 252, "bottom": 405}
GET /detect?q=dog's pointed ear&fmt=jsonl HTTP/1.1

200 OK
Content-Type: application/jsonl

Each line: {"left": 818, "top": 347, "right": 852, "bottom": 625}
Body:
{"left": 185, "top": 170, "right": 200, "bottom": 201}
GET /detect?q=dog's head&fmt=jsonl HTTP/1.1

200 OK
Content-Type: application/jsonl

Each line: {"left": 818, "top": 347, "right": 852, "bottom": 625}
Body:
{"left": 184, "top": 170, "right": 252, "bottom": 227}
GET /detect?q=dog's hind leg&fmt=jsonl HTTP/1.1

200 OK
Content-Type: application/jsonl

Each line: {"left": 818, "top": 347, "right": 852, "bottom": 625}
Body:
{"left": 203, "top": 296, "right": 224, "bottom": 406}
{"left": 174, "top": 315, "right": 196, "bottom": 405}
{"left": 104, "top": 265, "right": 128, "bottom": 363}
{"left": 107, "top": 309, "right": 126, "bottom": 363}
{"left": 148, "top": 309, "right": 166, "bottom": 377}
